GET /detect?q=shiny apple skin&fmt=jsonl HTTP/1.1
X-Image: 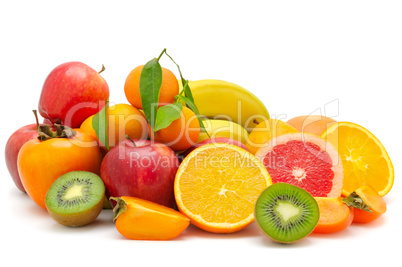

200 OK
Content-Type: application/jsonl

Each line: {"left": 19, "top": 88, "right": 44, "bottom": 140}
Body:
{"left": 5, "top": 124, "right": 39, "bottom": 192}
{"left": 38, "top": 61, "right": 109, "bottom": 128}
{"left": 100, "top": 139, "right": 179, "bottom": 209}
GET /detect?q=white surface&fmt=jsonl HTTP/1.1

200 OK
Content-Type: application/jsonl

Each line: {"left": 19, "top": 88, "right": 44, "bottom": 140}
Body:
{"left": 0, "top": 1, "right": 401, "bottom": 266}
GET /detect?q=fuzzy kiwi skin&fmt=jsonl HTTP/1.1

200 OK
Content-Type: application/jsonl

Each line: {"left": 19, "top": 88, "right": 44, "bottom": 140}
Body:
{"left": 254, "top": 215, "right": 316, "bottom": 244}
{"left": 46, "top": 191, "right": 105, "bottom": 227}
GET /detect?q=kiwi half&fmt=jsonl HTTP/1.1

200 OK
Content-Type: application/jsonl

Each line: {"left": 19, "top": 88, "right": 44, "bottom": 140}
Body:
{"left": 254, "top": 183, "right": 319, "bottom": 243}
{"left": 45, "top": 171, "right": 105, "bottom": 227}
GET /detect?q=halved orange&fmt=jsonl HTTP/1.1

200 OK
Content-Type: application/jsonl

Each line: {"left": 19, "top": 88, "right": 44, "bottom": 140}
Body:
{"left": 321, "top": 122, "right": 394, "bottom": 196}
{"left": 174, "top": 143, "right": 271, "bottom": 233}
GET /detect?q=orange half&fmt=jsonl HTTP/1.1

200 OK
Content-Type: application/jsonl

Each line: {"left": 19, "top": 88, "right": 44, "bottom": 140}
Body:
{"left": 174, "top": 143, "right": 271, "bottom": 233}
{"left": 321, "top": 122, "right": 394, "bottom": 196}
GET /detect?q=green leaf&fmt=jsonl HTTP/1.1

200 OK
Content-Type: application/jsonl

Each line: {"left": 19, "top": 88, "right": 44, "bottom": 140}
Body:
{"left": 92, "top": 100, "right": 109, "bottom": 150}
{"left": 175, "top": 94, "right": 207, "bottom": 134}
{"left": 139, "top": 58, "right": 162, "bottom": 131}
{"left": 154, "top": 101, "right": 183, "bottom": 132}
{"left": 175, "top": 94, "right": 198, "bottom": 115}
{"left": 182, "top": 79, "right": 194, "bottom": 103}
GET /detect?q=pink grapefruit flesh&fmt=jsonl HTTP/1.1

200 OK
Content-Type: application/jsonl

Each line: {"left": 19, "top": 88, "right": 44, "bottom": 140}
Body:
{"left": 255, "top": 133, "right": 343, "bottom": 197}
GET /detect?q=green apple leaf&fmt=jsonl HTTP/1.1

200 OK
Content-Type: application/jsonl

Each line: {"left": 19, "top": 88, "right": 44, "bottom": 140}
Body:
{"left": 154, "top": 101, "right": 183, "bottom": 132}
{"left": 139, "top": 58, "right": 162, "bottom": 131}
{"left": 92, "top": 100, "right": 109, "bottom": 150}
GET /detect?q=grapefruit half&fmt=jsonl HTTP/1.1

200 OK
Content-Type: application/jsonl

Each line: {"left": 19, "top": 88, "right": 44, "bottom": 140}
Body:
{"left": 255, "top": 133, "right": 343, "bottom": 197}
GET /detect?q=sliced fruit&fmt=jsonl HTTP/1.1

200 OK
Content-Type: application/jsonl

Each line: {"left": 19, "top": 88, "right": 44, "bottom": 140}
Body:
{"left": 287, "top": 115, "right": 336, "bottom": 136}
{"left": 321, "top": 122, "right": 394, "bottom": 196}
{"left": 254, "top": 183, "right": 320, "bottom": 244}
{"left": 247, "top": 119, "right": 298, "bottom": 155}
{"left": 256, "top": 133, "right": 344, "bottom": 197}
{"left": 197, "top": 119, "right": 249, "bottom": 146}
{"left": 175, "top": 143, "right": 271, "bottom": 233}
{"left": 45, "top": 171, "right": 105, "bottom": 227}
{"left": 342, "top": 185, "right": 387, "bottom": 223}
{"left": 178, "top": 137, "right": 248, "bottom": 162}
{"left": 313, "top": 197, "right": 354, "bottom": 234}
{"left": 111, "top": 196, "right": 190, "bottom": 240}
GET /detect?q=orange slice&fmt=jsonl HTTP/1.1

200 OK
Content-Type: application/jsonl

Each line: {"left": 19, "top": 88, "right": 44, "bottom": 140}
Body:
{"left": 174, "top": 143, "right": 271, "bottom": 233}
{"left": 321, "top": 122, "right": 394, "bottom": 196}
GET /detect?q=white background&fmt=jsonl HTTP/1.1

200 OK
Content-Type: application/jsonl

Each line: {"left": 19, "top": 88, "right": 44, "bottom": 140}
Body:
{"left": 0, "top": 1, "right": 401, "bottom": 266}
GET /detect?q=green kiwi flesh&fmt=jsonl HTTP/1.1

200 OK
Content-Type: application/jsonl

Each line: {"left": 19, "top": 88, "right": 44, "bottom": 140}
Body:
{"left": 254, "top": 183, "right": 319, "bottom": 243}
{"left": 45, "top": 171, "right": 105, "bottom": 227}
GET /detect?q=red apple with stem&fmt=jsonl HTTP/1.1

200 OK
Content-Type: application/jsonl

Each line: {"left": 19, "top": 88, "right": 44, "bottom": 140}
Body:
{"left": 38, "top": 61, "right": 109, "bottom": 128}
{"left": 5, "top": 111, "right": 50, "bottom": 192}
{"left": 100, "top": 137, "right": 179, "bottom": 209}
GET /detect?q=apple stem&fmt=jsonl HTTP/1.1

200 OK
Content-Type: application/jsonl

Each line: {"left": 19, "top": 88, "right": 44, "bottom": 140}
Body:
{"left": 125, "top": 134, "right": 137, "bottom": 147}
{"left": 98, "top": 64, "right": 106, "bottom": 74}
{"left": 32, "top": 110, "right": 39, "bottom": 128}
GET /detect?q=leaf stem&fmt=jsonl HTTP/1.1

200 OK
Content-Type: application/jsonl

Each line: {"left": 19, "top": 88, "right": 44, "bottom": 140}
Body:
{"left": 163, "top": 50, "right": 186, "bottom": 86}
{"left": 157, "top": 48, "right": 167, "bottom": 61}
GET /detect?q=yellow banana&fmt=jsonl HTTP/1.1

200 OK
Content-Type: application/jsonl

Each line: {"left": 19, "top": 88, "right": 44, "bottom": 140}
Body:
{"left": 197, "top": 119, "right": 249, "bottom": 146}
{"left": 182, "top": 79, "right": 270, "bottom": 132}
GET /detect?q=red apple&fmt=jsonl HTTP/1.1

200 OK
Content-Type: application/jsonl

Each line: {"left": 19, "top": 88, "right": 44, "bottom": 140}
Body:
{"left": 42, "top": 118, "right": 53, "bottom": 125}
{"left": 38, "top": 61, "right": 109, "bottom": 128}
{"left": 177, "top": 137, "right": 249, "bottom": 162}
{"left": 100, "top": 139, "right": 179, "bottom": 209}
{"left": 5, "top": 124, "right": 39, "bottom": 192}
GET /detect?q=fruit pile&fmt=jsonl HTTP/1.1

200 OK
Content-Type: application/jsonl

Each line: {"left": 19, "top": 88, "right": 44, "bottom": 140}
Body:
{"left": 5, "top": 49, "right": 394, "bottom": 244}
